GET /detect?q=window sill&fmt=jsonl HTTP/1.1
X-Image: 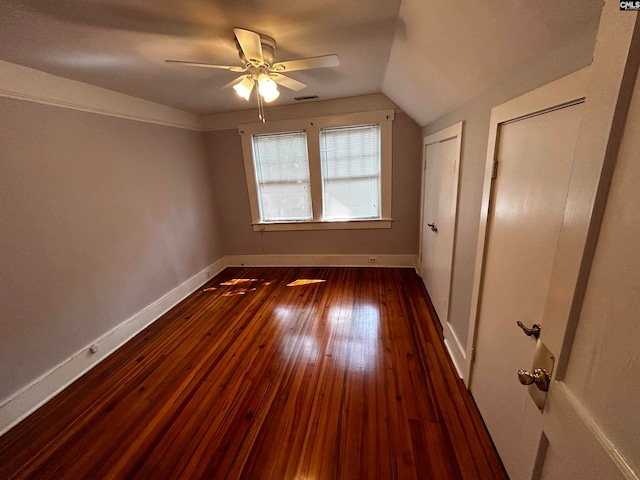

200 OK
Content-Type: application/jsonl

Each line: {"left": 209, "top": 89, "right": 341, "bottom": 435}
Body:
{"left": 251, "top": 218, "right": 393, "bottom": 232}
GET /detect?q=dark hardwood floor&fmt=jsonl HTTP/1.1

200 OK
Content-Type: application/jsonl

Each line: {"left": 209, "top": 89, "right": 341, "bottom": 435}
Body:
{"left": 0, "top": 267, "right": 507, "bottom": 479}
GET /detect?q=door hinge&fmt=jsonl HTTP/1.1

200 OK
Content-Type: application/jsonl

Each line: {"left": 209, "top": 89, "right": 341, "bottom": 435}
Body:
{"left": 491, "top": 160, "right": 499, "bottom": 179}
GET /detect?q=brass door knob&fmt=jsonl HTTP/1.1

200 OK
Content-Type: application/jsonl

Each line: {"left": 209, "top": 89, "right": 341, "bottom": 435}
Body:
{"left": 517, "top": 368, "right": 550, "bottom": 392}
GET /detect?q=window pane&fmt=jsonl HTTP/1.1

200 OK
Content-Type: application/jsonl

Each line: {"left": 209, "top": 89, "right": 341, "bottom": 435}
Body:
{"left": 252, "top": 132, "right": 312, "bottom": 221}
{"left": 259, "top": 182, "right": 312, "bottom": 221}
{"left": 320, "top": 125, "right": 381, "bottom": 220}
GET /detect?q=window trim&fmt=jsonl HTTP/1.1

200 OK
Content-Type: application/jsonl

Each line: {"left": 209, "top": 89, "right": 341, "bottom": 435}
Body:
{"left": 238, "top": 109, "right": 394, "bottom": 231}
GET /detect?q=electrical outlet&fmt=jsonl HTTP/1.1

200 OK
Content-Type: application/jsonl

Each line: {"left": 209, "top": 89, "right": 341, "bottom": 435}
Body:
{"left": 368, "top": 256, "right": 378, "bottom": 263}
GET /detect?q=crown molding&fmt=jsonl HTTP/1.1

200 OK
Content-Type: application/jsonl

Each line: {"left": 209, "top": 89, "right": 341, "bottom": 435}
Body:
{"left": 0, "top": 60, "right": 203, "bottom": 131}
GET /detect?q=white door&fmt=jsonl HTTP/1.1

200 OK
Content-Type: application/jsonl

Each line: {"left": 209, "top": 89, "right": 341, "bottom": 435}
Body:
{"left": 419, "top": 123, "right": 463, "bottom": 372}
{"left": 469, "top": 8, "right": 639, "bottom": 479}
{"left": 471, "top": 83, "right": 585, "bottom": 479}
{"left": 419, "top": 142, "right": 440, "bottom": 296}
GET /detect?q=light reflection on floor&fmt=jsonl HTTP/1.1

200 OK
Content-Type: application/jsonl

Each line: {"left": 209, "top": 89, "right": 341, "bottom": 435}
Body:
{"left": 209, "top": 276, "right": 379, "bottom": 371}
{"left": 220, "top": 278, "right": 260, "bottom": 286}
{"left": 276, "top": 302, "right": 381, "bottom": 371}
{"left": 275, "top": 304, "right": 320, "bottom": 360}
{"left": 204, "top": 278, "right": 275, "bottom": 296}
{"left": 286, "top": 279, "right": 327, "bottom": 287}
{"left": 280, "top": 334, "right": 320, "bottom": 361}
{"left": 329, "top": 304, "right": 380, "bottom": 370}
{"left": 222, "top": 287, "right": 256, "bottom": 296}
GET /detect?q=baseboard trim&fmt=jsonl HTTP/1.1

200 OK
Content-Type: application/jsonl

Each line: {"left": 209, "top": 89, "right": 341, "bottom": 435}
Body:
{"left": 225, "top": 254, "right": 417, "bottom": 268}
{"left": 444, "top": 338, "right": 464, "bottom": 379}
{"left": 443, "top": 322, "right": 468, "bottom": 381}
{"left": 0, "top": 257, "right": 226, "bottom": 436}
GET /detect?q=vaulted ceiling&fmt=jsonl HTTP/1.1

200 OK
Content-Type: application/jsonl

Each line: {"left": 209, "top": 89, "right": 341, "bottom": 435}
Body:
{"left": 0, "top": 0, "right": 602, "bottom": 126}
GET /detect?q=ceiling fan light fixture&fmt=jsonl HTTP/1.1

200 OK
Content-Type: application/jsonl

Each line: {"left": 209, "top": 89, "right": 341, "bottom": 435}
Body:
{"left": 258, "top": 75, "right": 279, "bottom": 103}
{"left": 233, "top": 76, "right": 254, "bottom": 101}
{"left": 261, "top": 88, "right": 280, "bottom": 103}
{"left": 167, "top": 28, "right": 339, "bottom": 120}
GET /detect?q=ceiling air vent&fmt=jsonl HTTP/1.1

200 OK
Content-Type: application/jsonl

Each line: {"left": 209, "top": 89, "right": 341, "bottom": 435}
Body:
{"left": 294, "top": 95, "right": 319, "bottom": 101}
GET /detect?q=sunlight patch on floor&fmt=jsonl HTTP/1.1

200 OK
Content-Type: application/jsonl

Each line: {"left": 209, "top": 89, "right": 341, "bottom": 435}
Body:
{"left": 286, "top": 279, "right": 327, "bottom": 287}
{"left": 220, "top": 278, "right": 260, "bottom": 286}
{"left": 211, "top": 278, "right": 276, "bottom": 296}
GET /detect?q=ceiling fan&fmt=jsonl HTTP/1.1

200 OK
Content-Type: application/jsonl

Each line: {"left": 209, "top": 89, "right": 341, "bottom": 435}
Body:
{"left": 166, "top": 28, "right": 340, "bottom": 121}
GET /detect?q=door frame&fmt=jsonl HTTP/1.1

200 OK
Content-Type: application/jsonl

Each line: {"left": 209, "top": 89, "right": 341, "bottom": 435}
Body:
{"left": 467, "top": 6, "right": 640, "bottom": 476}
{"left": 419, "top": 121, "right": 464, "bottom": 376}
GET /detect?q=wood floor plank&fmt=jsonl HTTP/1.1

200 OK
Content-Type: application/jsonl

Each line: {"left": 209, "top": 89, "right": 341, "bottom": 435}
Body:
{"left": 0, "top": 267, "right": 507, "bottom": 479}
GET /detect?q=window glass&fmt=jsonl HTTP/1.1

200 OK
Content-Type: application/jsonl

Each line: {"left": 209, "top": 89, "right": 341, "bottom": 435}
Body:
{"left": 252, "top": 132, "right": 312, "bottom": 221}
{"left": 320, "top": 125, "right": 381, "bottom": 220}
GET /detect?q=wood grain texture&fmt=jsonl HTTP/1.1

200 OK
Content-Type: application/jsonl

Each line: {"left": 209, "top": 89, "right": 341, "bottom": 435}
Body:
{"left": 0, "top": 267, "right": 507, "bottom": 479}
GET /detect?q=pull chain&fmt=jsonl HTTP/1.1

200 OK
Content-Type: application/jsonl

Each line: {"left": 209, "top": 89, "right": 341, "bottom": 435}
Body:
{"left": 256, "top": 86, "right": 266, "bottom": 123}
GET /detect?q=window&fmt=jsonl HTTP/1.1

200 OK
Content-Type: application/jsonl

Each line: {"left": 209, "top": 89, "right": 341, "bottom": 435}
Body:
{"left": 239, "top": 109, "right": 394, "bottom": 231}
{"left": 252, "top": 132, "right": 312, "bottom": 221}
{"left": 320, "top": 125, "right": 381, "bottom": 220}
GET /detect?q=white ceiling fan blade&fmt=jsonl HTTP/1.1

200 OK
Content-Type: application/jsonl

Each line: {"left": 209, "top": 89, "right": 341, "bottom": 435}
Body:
{"left": 233, "top": 28, "right": 263, "bottom": 65}
{"left": 271, "top": 73, "right": 307, "bottom": 92}
{"left": 221, "top": 76, "right": 245, "bottom": 90}
{"left": 271, "top": 54, "right": 339, "bottom": 73}
{"left": 165, "top": 60, "right": 246, "bottom": 72}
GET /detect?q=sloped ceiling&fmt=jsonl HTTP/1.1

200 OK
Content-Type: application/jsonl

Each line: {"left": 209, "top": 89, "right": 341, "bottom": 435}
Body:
{"left": 383, "top": 0, "right": 603, "bottom": 125}
{"left": 0, "top": 0, "right": 602, "bottom": 124}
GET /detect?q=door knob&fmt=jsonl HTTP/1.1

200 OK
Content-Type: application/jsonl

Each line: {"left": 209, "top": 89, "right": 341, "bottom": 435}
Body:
{"left": 517, "top": 368, "right": 550, "bottom": 392}
{"left": 520, "top": 340, "right": 555, "bottom": 411}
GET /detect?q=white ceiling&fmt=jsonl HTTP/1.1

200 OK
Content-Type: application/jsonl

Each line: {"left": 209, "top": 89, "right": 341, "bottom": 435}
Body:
{"left": 0, "top": 0, "right": 602, "bottom": 125}
{"left": 384, "top": 0, "right": 602, "bottom": 125}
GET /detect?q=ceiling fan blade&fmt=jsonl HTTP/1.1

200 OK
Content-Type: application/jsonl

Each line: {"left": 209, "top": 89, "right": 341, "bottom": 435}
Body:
{"left": 271, "top": 73, "right": 307, "bottom": 92}
{"left": 233, "top": 28, "right": 263, "bottom": 65}
{"left": 221, "top": 76, "right": 244, "bottom": 90}
{"left": 271, "top": 54, "right": 339, "bottom": 73}
{"left": 165, "top": 60, "right": 246, "bottom": 72}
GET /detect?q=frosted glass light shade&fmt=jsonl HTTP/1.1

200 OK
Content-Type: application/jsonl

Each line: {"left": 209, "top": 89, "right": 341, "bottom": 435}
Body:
{"left": 258, "top": 75, "right": 280, "bottom": 103}
{"left": 233, "top": 76, "right": 254, "bottom": 101}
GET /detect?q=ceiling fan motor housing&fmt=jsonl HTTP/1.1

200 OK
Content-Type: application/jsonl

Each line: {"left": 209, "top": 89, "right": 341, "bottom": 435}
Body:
{"left": 236, "top": 34, "right": 276, "bottom": 67}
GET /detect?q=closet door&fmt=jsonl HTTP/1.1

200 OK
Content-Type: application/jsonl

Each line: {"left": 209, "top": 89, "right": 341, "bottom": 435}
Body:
{"left": 419, "top": 122, "right": 462, "bottom": 372}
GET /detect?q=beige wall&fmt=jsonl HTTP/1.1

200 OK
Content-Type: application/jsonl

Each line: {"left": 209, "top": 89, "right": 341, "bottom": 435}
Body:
{"left": 562, "top": 63, "right": 640, "bottom": 472}
{"left": 206, "top": 112, "right": 423, "bottom": 256}
{"left": 422, "top": 27, "right": 598, "bottom": 348}
{"left": 0, "top": 97, "right": 224, "bottom": 401}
